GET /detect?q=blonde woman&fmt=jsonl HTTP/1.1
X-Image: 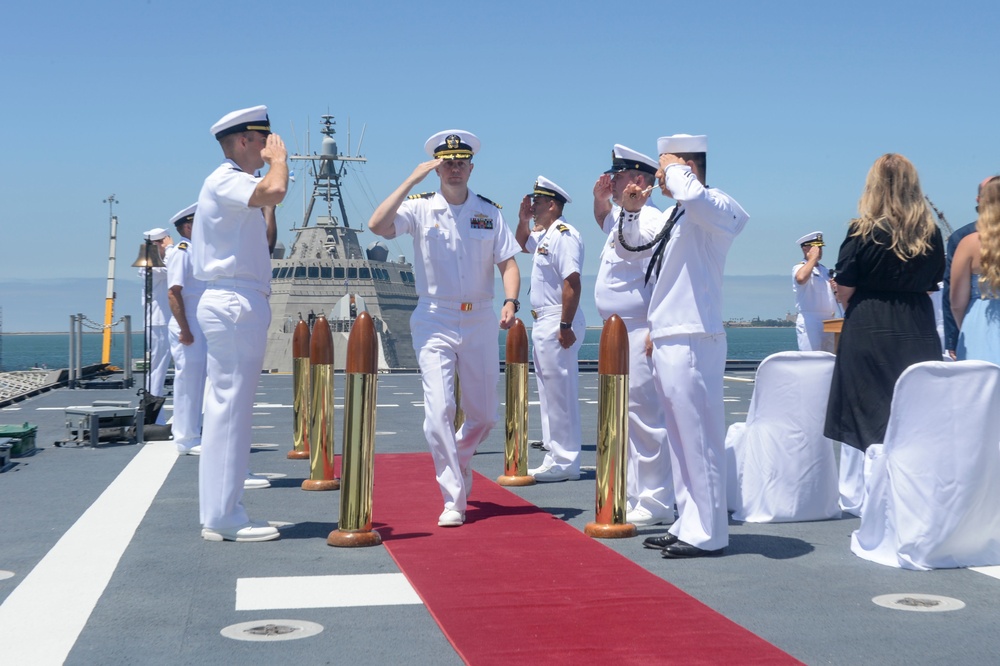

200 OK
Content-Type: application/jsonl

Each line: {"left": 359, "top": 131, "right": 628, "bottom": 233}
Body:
{"left": 950, "top": 176, "right": 1000, "bottom": 364}
{"left": 824, "top": 154, "right": 945, "bottom": 452}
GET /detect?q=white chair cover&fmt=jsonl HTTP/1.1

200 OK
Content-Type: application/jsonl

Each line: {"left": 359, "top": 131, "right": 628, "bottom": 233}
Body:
{"left": 851, "top": 360, "right": 1000, "bottom": 570}
{"left": 726, "top": 351, "right": 840, "bottom": 522}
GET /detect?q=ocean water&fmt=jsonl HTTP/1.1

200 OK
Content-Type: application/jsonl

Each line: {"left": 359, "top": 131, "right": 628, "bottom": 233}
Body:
{"left": 0, "top": 333, "right": 144, "bottom": 372}
{"left": 0, "top": 327, "right": 797, "bottom": 372}
{"left": 505, "top": 326, "right": 796, "bottom": 363}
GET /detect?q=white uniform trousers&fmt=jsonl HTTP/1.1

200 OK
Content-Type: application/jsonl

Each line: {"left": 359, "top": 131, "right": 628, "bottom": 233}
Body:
{"left": 623, "top": 323, "right": 675, "bottom": 516}
{"left": 531, "top": 309, "right": 584, "bottom": 474}
{"left": 652, "top": 333, "right": 729, "bottom": 551}
{"left": 196, "top": 287, "right": 270, "bottom": 529}
{"left": 168, "top": 317, "right": 207, "bottom": 449}
{"left": 838, "top": 443, "right": 866, "bottom": 516}
{"left": 148, "top": 324, "right": 170, "bottom": 424}
{"left": 796, "top": 312, "right": 834, "bottom": 353}
{"left": 411, "top": 302, "right": 500, "bottom": 514}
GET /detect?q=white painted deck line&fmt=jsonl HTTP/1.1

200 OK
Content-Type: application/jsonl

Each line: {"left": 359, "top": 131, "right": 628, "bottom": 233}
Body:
{"left": 970, "top": 565, "right": 1000, "bottom": 580}
{"left": 235, "top": 573, "right": 422, "bottom": 611}
{"left": 0, "top": 440, "right": 177, "bottom": 666}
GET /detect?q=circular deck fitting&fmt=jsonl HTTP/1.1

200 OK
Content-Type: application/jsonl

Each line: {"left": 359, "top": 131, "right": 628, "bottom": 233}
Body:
{"left": 221, "top": 619, "right": 324, "bottom": 642}
{"left": 0, "top": 570, "right": 15, "bottom": 581}
{"left": 872, "top": 593, "right": 965, "bottom": 613}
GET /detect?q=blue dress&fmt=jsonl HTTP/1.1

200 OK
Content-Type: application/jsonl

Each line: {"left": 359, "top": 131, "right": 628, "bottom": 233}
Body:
{"left": 956, "top": 274, "right": 1000, "bottom": 365}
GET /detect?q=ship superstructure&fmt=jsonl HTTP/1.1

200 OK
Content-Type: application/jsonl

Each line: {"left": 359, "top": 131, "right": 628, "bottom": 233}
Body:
{"left": 263, "top": 115, "right": 418, "bottom": 372}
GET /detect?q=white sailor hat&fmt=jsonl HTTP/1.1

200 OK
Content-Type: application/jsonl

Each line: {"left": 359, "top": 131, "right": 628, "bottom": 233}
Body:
{"left": 424, "top": 130, "right": 480, "bottom": 159}
{"left": 169, "top": 203, "right": 198, "bottom": 229}
{"left": 657, "top": 134, "right": 708, "bottom": 155}
{"left": 797, "top": 231, "right": 825, "bottom": 247}
{"left": 210, "top": 105, "right": 271, "bottom": 140}
{"left": 530, "top": 175, "right": 572, "bottom": 204}
{"left": 144, "top": 227, "right": 169, "bottom": 241}
{"left": 605, "top": 144, "right": 658, "bottom": 176}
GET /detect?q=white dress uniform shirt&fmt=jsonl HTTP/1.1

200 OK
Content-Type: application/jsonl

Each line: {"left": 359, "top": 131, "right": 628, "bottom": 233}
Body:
{"left": 193, "top": 160, "right": 271, "bottom": 530}
{"left": 528, "top": 218, "right": 585, "bottom": 475}
{"left": 792, "top": 262, "right": 837, "bottom": 352}
{"left": 385, "top": 189, "right": 519, "bottom": 514}
{"left": 618, "top": 164, "right": 749, "bottom": 551}
{"left": 166, "top": 237, "right": 207, "bottom": 453}
{"left": 595, "top": 201, "right": 674, "bottom": 520}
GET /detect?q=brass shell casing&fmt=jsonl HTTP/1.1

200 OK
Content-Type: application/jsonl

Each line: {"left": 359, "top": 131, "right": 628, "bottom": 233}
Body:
{"left": 289, "top": 356, "right": 311, "bottom": 459}
{"left": 498, "top": 362, "right": 534, "bottom": 486}
{"left": 303, "top": 362, "right": 339, "bottom": 491}
{"left": 337, "top": 373, "right": 378, "bottom": 532}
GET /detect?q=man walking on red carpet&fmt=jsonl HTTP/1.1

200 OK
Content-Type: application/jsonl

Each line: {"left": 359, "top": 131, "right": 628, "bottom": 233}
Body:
{"left": 368, "top": 130, "right": 521, "bottom": 527}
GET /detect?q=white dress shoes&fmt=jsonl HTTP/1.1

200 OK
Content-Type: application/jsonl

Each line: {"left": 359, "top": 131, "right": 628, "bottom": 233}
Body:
{"left": 177, "top": 444, "right": 201, "bottom": 455}
{"left": 626, "top": 507, "right": 674, "bottom": 527}
{"left": 201, "top": 521, "right": 280, "bottom": 542}
{"left": 438, "top": 508, "right": 465, "bottom": 527}
{"left": 529, "top": 465, "right": 580, "bottom": 483}
{"left": 244, "top": 472, "right": 271, "bottom": 489}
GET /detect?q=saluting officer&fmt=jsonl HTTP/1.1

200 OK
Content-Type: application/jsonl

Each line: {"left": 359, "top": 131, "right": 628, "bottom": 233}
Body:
{"left": 793, "top": 231, "right": 838, "bottom": 352}
{"left": 516, "top": 176, "right": 585, "bottom": 482}
{"left": 193, "top": 105, "right": 286, "bottom": 542}
{"left": 165, "top": 204, "right": 206, "bottom": 456}
{"left": 141, "top": 226, "right": 173, "bottom": 424}
{"left": 368, "top": 130, "right": 521, "bottom": 527}
{"left": 618, "top": 134, "right": 750, "bottom": 558}
{"left": 593, "top": 145, "right": 674, "bottom": 524}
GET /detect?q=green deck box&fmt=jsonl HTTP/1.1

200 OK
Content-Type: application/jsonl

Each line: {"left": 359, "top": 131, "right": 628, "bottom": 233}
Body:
{"left": 0, "top": 423, "right": 37, "bottom": 457}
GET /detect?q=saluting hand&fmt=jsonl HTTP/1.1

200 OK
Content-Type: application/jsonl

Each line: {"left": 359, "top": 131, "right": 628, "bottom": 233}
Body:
{"left": 261, "top": 133, "right": 287, "bottom": 165}
{"left": 518, "top": 195, "right": 533, "bottom": 227}
{"left": 593, "top": 174, "right": 613, "bottom": 201}
{"left": 408, "top": 159, "right": 443, "bottom": 185}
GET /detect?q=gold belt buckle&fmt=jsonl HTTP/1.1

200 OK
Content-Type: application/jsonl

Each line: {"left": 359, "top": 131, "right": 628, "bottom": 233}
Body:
{"left": 460, "top": 302, "right": 473, "bottom": 312}
{"left": 531, "top": 309, "right": 538, "bottom": 319}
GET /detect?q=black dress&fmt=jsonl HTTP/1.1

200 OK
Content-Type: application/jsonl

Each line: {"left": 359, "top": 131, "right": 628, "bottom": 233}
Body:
{"left": 824, "top": 224, "right": 945, "bottom": 451}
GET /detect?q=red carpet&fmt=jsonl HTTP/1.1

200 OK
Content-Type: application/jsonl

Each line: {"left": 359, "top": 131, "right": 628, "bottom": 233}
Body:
{"left": 374, "top": 453, "right": 799, "bottom": 665}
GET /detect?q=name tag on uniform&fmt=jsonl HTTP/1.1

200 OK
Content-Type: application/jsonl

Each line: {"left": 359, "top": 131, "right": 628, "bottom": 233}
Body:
{"left": 470, "top": 213, "right": 494, "bottom": 230}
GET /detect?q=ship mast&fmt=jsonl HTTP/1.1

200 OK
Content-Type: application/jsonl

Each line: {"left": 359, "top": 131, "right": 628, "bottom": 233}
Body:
{"left": 290, "top": 115, "right": 366, "bottom": 229}
{"left": 101, "top": 194, "right": 119, "bottom": 366}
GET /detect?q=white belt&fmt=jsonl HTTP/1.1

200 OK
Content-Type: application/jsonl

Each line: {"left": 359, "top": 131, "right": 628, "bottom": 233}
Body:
{"left": 205, "top": 278, "right": 270, "bottom": 297}
{"left": 423, "top": 298, "right": 493, "bottom": 312}
{"left": 530, "top": 304, "right": 562, "bottom": 320}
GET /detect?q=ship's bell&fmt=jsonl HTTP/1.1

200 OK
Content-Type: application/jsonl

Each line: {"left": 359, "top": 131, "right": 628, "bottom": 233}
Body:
{"left": 130, "top": 242, "right": 165, "bottom": 268}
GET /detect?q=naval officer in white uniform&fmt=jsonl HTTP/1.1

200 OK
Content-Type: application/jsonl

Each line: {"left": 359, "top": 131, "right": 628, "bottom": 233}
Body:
{"left": 793, "top": 231, "right": 838, "bottom": 352}
{"left": 192, "top": 105, "right": 286, "bottom": 542}
{"left": 515, "top": 176, "right": 585, "bottom": 482}
{"left": 165, "top": 204, "right": 206, "bottom": 456}
{"left": 368, "top": 130, "right": 521, "bottom": 527}
{"left": 141, "top": 227, "right": 173, "bottom": 424}
{"left": 593, "top": 145, "right": 675, "bottom": 524}
{"left": 618, "top": 134, "right": 749, "bottom": 558}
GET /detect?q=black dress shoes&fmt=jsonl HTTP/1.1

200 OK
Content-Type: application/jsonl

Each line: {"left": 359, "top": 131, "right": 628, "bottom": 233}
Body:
{"left": 530, "top": 440, "right": 548, "bottom": 450}
{"left": 642, "top": 533, "right": 679, "bottom": 550}
{"left": 661, "top": 540, "right": 724, "bottom": 559}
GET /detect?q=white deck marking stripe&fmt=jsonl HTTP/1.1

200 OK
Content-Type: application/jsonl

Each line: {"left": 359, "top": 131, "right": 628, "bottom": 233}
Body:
{"left": 0, "top": 440, "right": 178, "bottom": 665}
{"left": 970, "top": 565, "right": 1000, "bottom": 580}
{"left": 235, "top": 573, "right": 422, "bottom": 611}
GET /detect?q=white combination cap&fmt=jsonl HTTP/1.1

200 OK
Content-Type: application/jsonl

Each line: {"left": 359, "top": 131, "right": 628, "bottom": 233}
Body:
{"left": 605, "top": 144, "right": 658, "bottom": 176}
{"left": 657, "top": 134, "right": 707, "bottom": 155}
{"left": 424, "top": 130, "right": 480, "bottom": 159}
{"left": 531, "top": 175, "right": 572, "bottom": 204}
{"left": 211, "top": 105, "right": 270, "bottom": 140}
{"left": 144, "top": 227, "right": 169, "bottom": 241}
{"left": 797, "top": 231, "right": 825, "bottom": 247}
{"left": 169, "top": 203, "right": 198, "bottom": 229}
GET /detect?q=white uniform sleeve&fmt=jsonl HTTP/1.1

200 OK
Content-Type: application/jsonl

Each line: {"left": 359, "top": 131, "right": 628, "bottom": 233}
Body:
{"left": 492, "top": 210, "right": 520, "bottom": 264}
{"left": 662, "top": 165, "right": 748, "bottom": 236}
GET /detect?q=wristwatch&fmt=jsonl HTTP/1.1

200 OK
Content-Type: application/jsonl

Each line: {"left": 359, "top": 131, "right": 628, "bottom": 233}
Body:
{"left": 503, "top": 298, "right": 520, "bottom": 312}
{"left": 559, "top": 321, "right": 572, "bottom": 330}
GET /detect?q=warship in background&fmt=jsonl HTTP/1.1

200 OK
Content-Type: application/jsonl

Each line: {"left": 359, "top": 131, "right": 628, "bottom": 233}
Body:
{"left": 262, "top": 115, "right": 418, "bottom": 372}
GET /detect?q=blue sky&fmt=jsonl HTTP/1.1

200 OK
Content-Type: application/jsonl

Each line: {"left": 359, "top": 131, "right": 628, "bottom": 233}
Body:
{"left": 2, "top": 0, "right": 998, "bottom": 331}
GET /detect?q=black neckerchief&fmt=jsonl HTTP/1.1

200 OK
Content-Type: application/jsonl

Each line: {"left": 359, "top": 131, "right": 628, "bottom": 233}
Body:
{"left": 616, "top": 204, "right": 685, "bottom": 285}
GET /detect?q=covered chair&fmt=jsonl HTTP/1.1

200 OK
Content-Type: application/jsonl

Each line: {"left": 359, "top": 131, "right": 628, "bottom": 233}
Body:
{"left": 851, "top": 360, "right": 1000, "bottom": 570}
{"left": 726, "top": 351, "right": 840, "bottom": 522}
